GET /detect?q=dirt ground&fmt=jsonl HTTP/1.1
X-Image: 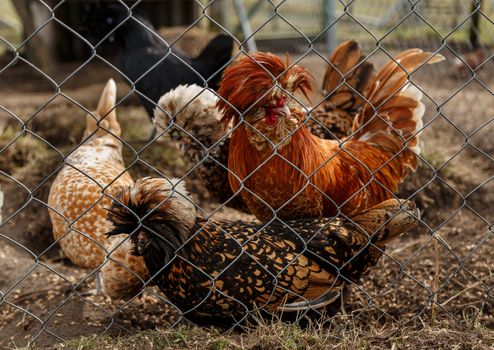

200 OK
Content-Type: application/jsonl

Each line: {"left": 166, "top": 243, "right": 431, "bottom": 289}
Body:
{"left": 0, "top": 40, "right": 493, "bottom": 349}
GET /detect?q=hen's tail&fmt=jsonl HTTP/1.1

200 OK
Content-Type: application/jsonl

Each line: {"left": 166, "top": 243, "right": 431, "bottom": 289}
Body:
{"left": 350, "top": 199, "right": 419, "bottom": 247}
{"left": 351, "top": 50, "right": 445, "bottom": 172}
{"left": 83, "top": 78, "right": 122, "bottom": 140}
{"left": 309, "top": 40, "right": 375, "bottom": 139}
{"left": 338, "top": 198, "right": 419, "bottom": 279}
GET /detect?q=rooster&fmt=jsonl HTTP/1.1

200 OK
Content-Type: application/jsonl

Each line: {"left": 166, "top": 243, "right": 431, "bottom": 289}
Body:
{"left": 217, "top": 50, "right": 444, "bottom": 221}
{"left": 47, "top": 79, "right": 148, "bottom": 300}
{"left": 153, "top": 40, "right": 374, "bottom": 212}
{"left": 106, "top": 177, "right": 419, "bottom": 327}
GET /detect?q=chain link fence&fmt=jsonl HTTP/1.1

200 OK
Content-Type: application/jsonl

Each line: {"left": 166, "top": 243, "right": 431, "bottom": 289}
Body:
{"left": 0, "top": 0, "right": 493, "bottom": 347}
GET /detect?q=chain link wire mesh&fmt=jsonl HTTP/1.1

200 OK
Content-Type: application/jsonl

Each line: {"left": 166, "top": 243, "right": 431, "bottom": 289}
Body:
{"left": 0, "top": 0, "right": 493, "bottom": 347}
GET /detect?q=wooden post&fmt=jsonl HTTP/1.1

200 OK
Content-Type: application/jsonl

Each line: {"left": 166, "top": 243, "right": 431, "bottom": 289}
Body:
{"left": 324, "top": 0, "right": 335, "bottom": 53}
{"left": 209, "top": 0, "right": 227, "bottom": 30}
{"left": 469, "top": 0, "right": 482, "bottom": 49}
{"left": 234, "top": 0, "right": 256, "bottom": 51}
{"left": 11, "top": 0, "right": 54, "bottom": 71}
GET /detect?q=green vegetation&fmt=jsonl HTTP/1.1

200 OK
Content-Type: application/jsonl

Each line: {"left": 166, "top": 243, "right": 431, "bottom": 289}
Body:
{"left": 227, "top": 0, "right": 494, "bottom": 46}
{"left": 0, "top": 0, "right": 21, "bottom": 54}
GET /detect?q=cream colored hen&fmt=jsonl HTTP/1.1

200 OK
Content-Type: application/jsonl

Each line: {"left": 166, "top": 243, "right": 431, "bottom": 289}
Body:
{"left": 48, "top": 79, "right": 148, "bottom": 300}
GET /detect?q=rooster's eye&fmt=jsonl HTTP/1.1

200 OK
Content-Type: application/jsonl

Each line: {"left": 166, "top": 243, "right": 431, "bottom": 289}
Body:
{"left": 276, "top": 96, "right": 286, "bottom": 107}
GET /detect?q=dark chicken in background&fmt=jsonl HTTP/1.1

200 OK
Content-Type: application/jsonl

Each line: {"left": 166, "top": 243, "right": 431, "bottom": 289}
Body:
{"left": 452, "top": 0, "right": 488, "bottom": 77}
{"left": 83, "top": 2, "right": 234, "bottom": 123}
{"left": 152, "top": 40, "right": 374, "bottom": 213}
{"left": 107, "top": 177, "right": 419, "bottom": 327}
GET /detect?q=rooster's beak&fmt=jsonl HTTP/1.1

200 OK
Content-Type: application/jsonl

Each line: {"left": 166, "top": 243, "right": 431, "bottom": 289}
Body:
{"left": 271, "top": 104, "right": 291, "bottom": 119}
{"left": 266, "top": 104, "right": 291, "bottom": 125}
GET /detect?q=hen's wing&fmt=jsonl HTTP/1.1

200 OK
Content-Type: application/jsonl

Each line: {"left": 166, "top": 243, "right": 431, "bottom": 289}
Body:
{"left": 298, "top": 199, "right": 418, "bottom": 280}
{"left": 153, "top": 220, "right": 340, "bottom": 324}
{"left": 48, "top": 159, "right": 132, "bottom": 269}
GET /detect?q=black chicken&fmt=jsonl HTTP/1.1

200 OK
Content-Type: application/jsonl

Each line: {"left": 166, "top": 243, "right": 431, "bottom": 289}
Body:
{"left": 84, "top": 2, "right": 234, "bottom": 122}
{"left": 106, "top": 177, "right": 419, "bottom": 327}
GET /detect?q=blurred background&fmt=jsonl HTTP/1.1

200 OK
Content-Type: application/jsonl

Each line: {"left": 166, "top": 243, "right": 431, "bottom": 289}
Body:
{"left": 1, "top": 0, "right": 492, "bottom": 64}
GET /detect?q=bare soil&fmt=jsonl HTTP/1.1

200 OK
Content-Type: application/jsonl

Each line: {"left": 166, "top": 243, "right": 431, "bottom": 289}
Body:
{"left": 0, "top": 44, "right": 493, "bottom": 349}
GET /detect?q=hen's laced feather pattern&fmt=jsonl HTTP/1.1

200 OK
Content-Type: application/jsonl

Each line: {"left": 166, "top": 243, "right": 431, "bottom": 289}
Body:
{"left": 106, "top": 177, "right": 418, "bottom": 326}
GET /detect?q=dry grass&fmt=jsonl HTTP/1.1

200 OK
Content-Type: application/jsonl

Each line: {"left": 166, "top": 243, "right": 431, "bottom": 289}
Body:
{"left": 40, "top": 318, "right": 494, "bottom": 350}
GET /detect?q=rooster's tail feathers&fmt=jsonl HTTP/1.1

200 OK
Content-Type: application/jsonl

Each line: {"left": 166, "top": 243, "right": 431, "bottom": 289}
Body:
{"left": 321, "top": 39, "right": 375, "bottom": 114}
{"left": 84, "top": 78, "right": 122, "bottom": 139}
{"left": 351, "top": 50, "right": 444, "bottom": 171}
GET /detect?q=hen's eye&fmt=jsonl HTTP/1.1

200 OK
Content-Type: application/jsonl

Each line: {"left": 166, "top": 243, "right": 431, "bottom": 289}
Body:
{"left": 171, "top": 131, "right": 181, "bottom": 140}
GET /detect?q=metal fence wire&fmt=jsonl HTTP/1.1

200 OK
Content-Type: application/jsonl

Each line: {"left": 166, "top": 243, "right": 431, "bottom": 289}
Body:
{"left": 0, "top": 0, "right": 493, "bottom": 347}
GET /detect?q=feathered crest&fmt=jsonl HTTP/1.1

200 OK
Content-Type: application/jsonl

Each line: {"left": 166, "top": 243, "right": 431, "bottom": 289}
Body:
{"left": 154, "top": 84, "right": 224, "bottom": 141}
{"left": 106, "top": 177, "right": 196, "bottom": 241}
{"left": 217, "top": 52, "right": 313, "bottom": 125}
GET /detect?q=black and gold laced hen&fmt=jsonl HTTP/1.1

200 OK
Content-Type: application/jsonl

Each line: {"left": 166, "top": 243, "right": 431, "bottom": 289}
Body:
{"left": 107, "top": 177, "right": 418, "bottom": 327}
